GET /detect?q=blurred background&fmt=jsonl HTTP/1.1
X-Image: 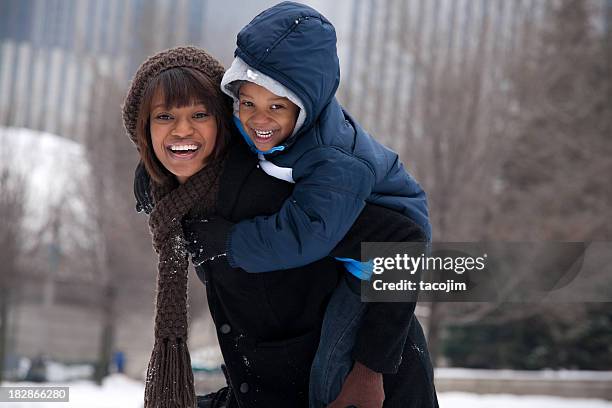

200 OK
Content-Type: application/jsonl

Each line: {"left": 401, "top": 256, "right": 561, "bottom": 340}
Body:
{"left": 0, "top": 0, "right": 611, "bottom": 406}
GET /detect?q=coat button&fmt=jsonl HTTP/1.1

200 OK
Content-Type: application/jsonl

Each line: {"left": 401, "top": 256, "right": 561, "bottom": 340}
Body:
{"left": 240, "top": 382, "right": 249, "bottom": 393}
{"left": 220, "top": 324, "right": 231, "bottom": 334}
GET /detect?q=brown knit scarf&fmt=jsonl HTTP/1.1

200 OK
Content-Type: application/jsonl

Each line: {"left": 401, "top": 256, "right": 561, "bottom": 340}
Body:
{"left": 144, "top": 158, "right": 224, "bottom": 408}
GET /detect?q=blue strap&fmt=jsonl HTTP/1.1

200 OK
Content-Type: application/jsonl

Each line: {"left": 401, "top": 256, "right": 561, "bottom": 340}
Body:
{"left": 335, "top": 257, "right": 374, "bottom": 281}
{"left": 233, "top": 116, "right": 286, "bottom": 155}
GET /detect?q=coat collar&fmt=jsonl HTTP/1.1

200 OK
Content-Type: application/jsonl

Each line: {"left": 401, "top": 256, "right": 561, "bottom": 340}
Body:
{"left": 217, "top": 132, "right": 258, "bottom": 219}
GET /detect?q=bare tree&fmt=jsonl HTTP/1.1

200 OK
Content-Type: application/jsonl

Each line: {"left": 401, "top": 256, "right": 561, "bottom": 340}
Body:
{"left": 419, "top": 0, "right": 612, "bottom": 363}
{"left": 82, "top": 66, "right": 141, "bottom": 383}
{"left": 397, "top": 1, "right": 521, "bottom": 363}
{"left": 499, "top": 0, "right": 612, "bottom": 241}
{"left": 340, "top": 0, "right": 611, "bottom": 365}
{"left": 0, "top": 167, "right": 26, "bottom": 382}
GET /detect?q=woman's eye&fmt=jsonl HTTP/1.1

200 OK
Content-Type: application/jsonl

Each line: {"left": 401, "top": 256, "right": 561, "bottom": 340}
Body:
{"left": 155, "top": 113, "right": 172, "bottom": 120}
{"left": 193, "top": 112, "right": 209, "bottom": 119}
{"left": 271, "top": 104, "right": 284, "bottom": 110}
{"left": 241, "top": 100, "right": 254, "bottom": 108}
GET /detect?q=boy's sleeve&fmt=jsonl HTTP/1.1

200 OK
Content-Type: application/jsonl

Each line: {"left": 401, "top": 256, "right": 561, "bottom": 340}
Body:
{"left": 330, "top": 204, "right": 427, "bottom": 374}
{"left": 227, "top": 146, "right": 375, "bottom": 272}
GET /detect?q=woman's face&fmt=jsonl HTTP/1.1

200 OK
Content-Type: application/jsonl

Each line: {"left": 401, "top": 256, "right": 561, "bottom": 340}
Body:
{"left": 149, "top": 91, "right": 217, "bottom": 184}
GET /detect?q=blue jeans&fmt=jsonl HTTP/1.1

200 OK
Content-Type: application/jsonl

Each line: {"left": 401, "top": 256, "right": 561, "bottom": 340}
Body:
{"left": 309, "top": 275, "right": 367, "bottom": 407}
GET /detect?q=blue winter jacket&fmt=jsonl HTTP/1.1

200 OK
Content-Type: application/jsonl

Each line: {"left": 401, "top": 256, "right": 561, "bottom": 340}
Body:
{"left": 227, "top": 1, "right": 431, "bottom": 273}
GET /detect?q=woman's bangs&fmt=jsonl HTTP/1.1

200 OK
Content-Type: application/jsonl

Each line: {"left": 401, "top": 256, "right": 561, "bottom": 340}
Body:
{"left": 154, "top": 68, "right": 214, "bottom": 109}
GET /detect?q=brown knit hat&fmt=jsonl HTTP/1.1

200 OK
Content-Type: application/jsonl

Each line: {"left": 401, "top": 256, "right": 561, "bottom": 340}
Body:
{"left": 122, "top": 46, "right": 226, "bottom": 145}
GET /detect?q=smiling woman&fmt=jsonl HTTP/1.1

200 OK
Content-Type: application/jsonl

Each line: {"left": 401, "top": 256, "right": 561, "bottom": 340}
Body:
{"left": 149, "top": 93, "right": 217, "bottom": 184}
{"left": 131, "top": 64, "right": 232, "bottom": 185}
{"left": 121, "top": 46, "right": 234, "bottom": 408}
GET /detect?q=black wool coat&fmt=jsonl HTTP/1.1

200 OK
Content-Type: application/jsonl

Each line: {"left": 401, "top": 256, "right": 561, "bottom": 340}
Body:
{"left": 188, "top": 137, "right": 439, "bottom": 408}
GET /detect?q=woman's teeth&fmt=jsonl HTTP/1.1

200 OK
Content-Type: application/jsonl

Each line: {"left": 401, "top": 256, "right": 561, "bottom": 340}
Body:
{"left": 169, "top": 144, "right": 198, "bottom": 152}
{"left": 254, "top": 129, "right": 273, "bottom": 139}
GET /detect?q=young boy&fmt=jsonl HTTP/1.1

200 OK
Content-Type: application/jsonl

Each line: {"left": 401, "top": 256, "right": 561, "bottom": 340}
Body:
{"left": 192, "top": 2, "right": 431, "bottom": 406}
{"left": 199, "top": 2, "right": 430, "bottom": 268}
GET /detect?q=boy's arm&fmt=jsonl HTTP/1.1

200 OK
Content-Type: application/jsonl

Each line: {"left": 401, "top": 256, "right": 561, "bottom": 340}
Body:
{"left": 227, "top": 146, "right": 375, "bottom": 272}
{"left": 133, "top": 153, "right": 374, "bottom": 272}
{"left": 330, "top": 203, "right": 427, "bottom": 374}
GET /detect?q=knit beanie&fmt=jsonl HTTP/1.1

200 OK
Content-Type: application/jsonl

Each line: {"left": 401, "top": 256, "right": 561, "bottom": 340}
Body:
{"left": 123, "top": 46, "right": 226, "bottom": 146}
{"left": 122, "top": 46, "right": 227, "bottom": 408}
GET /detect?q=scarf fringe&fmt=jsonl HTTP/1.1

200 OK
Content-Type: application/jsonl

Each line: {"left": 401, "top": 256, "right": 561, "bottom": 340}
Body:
{"left": 144, "top": 159, "right": 224, "bottom": 407}
{"left": 144, "top": 337, "right": 196, "bottom": 408}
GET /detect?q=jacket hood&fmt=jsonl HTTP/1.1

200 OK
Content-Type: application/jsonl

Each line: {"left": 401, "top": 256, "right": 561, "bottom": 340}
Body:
{"left": 234, "top": 1, "right": 340, "bottom": 138}
{"left": 221, "top": 57, "right": 307, "bottom": 155}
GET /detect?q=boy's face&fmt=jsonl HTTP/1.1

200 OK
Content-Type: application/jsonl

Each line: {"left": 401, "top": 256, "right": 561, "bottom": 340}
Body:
{"left": 149, "top": 91, "right": 217, "bottom": 184}
{"left": 238, "top": 82, "right": 299, "bottom": 152}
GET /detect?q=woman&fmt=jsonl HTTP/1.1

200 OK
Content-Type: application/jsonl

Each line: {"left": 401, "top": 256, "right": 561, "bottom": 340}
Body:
{"left": 123, "top": 46, "right": 437, "bottom": 408}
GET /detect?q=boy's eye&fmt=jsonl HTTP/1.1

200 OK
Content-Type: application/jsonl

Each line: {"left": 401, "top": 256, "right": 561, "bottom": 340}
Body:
{"left": 241, "top": 100, "right": 254, "bottom": 108}
{"left": 270, "top": 104, "right": 284, "bottom": 110}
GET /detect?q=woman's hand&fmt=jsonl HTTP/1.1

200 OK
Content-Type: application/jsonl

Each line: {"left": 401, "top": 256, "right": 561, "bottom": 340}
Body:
{"left": 134, "top": 162, "right": 154, "bottom": 214}
{"left": 326, "top": 361, "right": 384, "bottom": 408}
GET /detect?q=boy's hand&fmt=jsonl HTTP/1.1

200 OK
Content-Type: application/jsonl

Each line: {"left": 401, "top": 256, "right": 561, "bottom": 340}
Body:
{"left": 182, "top": 217, "right": 234, "bottom": 266}
{"left": 326, "top": 362, "right": 384, "bottom": 408}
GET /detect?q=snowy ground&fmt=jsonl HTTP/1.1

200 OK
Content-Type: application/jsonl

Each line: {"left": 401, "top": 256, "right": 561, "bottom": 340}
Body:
{"left": 2, "top": 375, "right": 612, "bottom": 408}
{"left": 440, "top": 392, "right": 612, "bottom": 408}
{"left": 0, "top": 375, "right": 143, "bottom": 408}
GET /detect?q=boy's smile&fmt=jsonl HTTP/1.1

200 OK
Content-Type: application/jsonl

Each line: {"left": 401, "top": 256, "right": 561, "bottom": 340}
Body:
{"left": 251, "top": 127, "right": 279, "bottom": 145}
{"left": 238, "top": 82, "right": 299, "bottom": 152}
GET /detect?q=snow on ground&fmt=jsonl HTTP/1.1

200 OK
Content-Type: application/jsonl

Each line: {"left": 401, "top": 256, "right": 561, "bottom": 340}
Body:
{"left": 1, "top": 375, "right": 144, "bottom": 408}
{"left": 45, "top": 362, "right": 95, "bottom": 383}
{"left": 436, "top": 367, "right": 612, "bottom": 381}
{"left": 2, "top": 376, "right": 612, "bottom": 408}
{"left": 190, "top": 346, "right": 224, "bottom": 372}
{"left": 440, "top": 392, "right": 612, "bottom": 408}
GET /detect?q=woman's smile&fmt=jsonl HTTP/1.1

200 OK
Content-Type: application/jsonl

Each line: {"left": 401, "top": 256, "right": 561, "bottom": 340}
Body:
{"left": 166, "top": 141, "right": 203, "bottom": 160}
{"left": 149, "top": 90, "right": 217, "bottom": 183}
